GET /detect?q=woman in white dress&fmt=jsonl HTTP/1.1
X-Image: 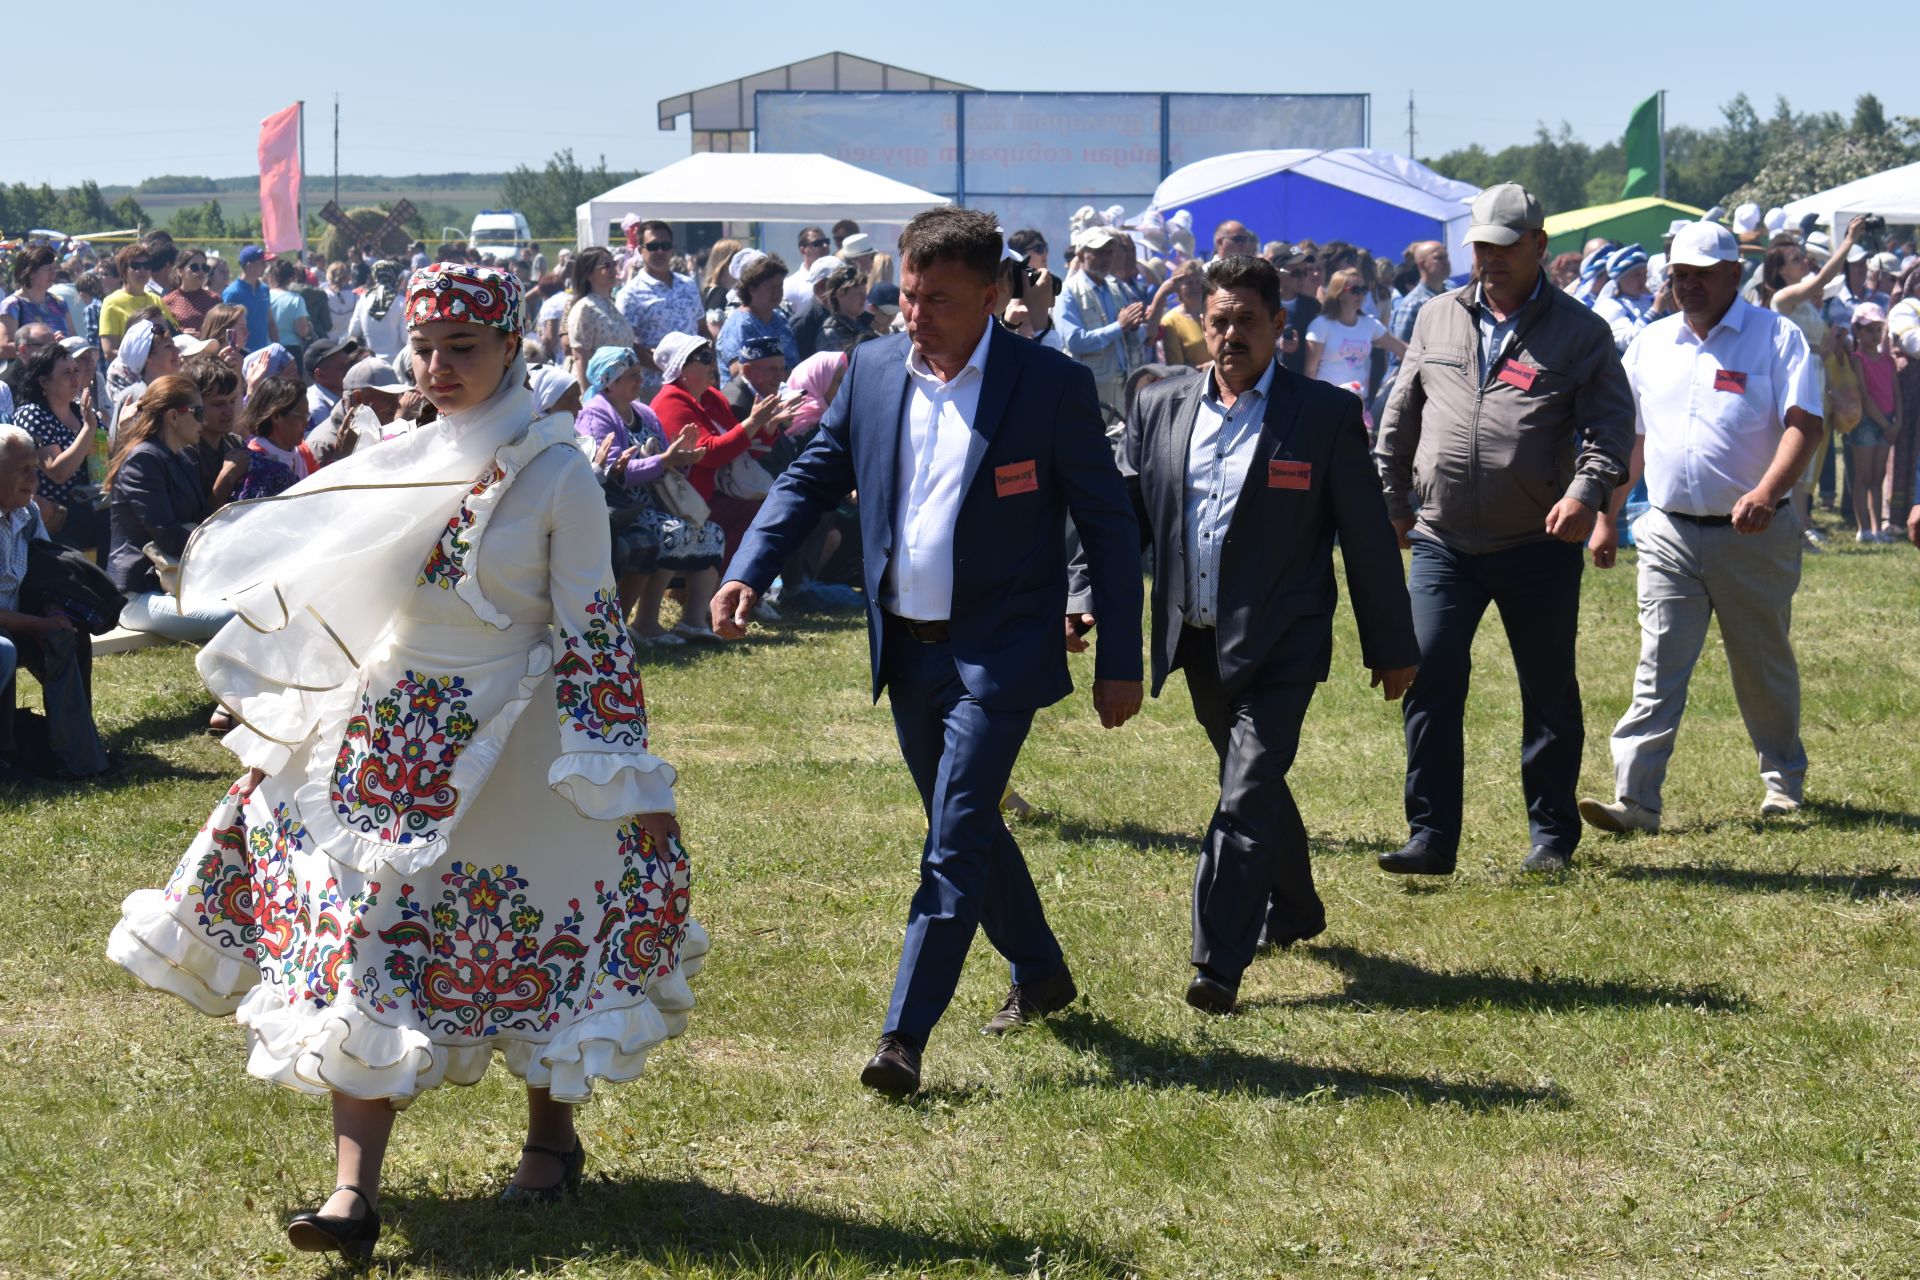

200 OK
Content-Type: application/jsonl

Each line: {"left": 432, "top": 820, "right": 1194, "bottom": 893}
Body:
{"left": 108, "top": 263, "right": 707, "bottom": 1261}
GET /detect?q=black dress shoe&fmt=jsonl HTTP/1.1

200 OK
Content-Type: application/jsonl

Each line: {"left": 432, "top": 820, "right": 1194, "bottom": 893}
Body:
{"left": 1377, "top": 840, "right": 1456, "bottom": 876}
{"left": 860, "top": 1032, "right": 922, "bottom": 1097}
{"left": 1185, "top": 971, "right": 1237, "bottom": 1015}
{"left": 287, "top": 1184, "right": 382, "bottom": 1261}
{"left": 498, "top": 1139, "right": 586, "bottom": 1207}
{"left": 1521, "top": 845, "right": 1573, "bottom": 873}
{"left": 982, "top": 967, "right": 1077, "bottom": 1035}
{"left": 1256, "top": 919, "right": 1327, "bottom": 953}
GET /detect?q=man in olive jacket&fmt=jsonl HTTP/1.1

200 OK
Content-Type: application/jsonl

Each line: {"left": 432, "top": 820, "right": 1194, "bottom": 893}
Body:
{"left": 1373, "top": 183, "right": 1633, "bottom": 875}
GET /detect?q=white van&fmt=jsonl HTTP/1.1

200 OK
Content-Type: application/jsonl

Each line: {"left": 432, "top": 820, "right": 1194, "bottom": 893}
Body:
{"left": 468, "top": 209, "right": 532, "bottom": 262}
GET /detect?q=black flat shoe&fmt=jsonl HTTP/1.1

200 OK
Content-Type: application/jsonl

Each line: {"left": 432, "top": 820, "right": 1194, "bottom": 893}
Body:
{"left": 287, "top": 1184, "right": 381, "bottom": 1261}
{"left": 1377, "top": 840, "right": 1456, "bottom": 876}
{"left": 498, "top": 1139, "right": 585, "bottom": 1207}
{"left": 860, "top": 1032, "right": 923, "bottom": 1098}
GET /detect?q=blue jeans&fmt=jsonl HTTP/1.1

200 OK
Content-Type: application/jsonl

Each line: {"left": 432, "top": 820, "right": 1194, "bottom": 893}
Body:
{"left": 880, "top": 614, "right": 1062, "bottom": 1042}
{"left": 1401, "top": 534, "right": 1586, "bottom": 856}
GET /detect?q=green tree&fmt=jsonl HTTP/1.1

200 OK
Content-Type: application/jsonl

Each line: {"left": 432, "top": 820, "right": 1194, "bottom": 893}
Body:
{"left": 136, "top": 175, "right": 217, "bottom": 195}
{"left": 1853, "top": 93, "right": 1888, "bottom": 137}
{"left": 502, "top": 149, "right": 631, "bottom": 238}
{"left": 168, "top": 200, "right": 229, "bottom": 239}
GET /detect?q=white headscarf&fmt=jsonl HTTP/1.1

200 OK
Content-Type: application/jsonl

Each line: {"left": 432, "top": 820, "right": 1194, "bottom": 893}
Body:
{"left": 119, "top": 319, "right": 155, "bottom": 376}
{"left": 529, "top": 365, "right": 578, "bottom": 415}
{"left": 654, "top": 332, "right": 711, "bottom": 386}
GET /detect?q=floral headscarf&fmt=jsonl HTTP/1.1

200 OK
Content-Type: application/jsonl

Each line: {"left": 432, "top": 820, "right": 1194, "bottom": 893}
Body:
{"left": 405, "top": 263, "right": 522, "bottom": 333}
{"left": 584, "top": 345, "right": 638, "bottom": 401}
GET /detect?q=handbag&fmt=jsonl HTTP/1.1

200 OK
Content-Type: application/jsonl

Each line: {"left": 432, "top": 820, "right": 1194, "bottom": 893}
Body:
{"left": 640, "top": 438, "right": 711, "bottom": 526}
{"left": 715, "top": 452, "right": 772, "bottom": 500}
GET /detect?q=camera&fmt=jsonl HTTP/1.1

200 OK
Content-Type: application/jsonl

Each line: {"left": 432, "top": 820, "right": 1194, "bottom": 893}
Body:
{"left": 1857, "top": 214, "right": 1887, "bottom": 253}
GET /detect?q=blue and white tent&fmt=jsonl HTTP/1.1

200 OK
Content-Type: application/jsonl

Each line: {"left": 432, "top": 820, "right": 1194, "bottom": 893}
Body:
{"left": 1149, "top": 149, "right": 1480, "bottom": 270}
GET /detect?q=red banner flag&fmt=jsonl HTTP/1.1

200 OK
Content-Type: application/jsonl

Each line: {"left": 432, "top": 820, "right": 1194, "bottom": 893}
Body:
{"left": 258, "top": 103, "right": 302, "bottom": 254}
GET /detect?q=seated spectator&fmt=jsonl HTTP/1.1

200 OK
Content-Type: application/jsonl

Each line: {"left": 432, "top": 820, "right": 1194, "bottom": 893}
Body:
{"left": 700, "top": 238, "right": 744, "bottom": 333}
{"left": 302, "top": 356, "right": 419, "bottom": 467}
{"left": 103, "top": 377, "right": 237, "bottom": 646}
{"left": 817, "top": 266, "right": 872, "bottom": 355}
{"left": 789, "top": 254, "right": 843, "bottom": 359}
{"left": 232, "top": 378, "right": 312, "bottom": 500}
{"left": 347, "top": 259, "right": 407, "bottom": 359}
{"left": 781, "top": 350, "right": 846, "bottom": 443}
{"left": 14, "top": 342, "right": 109, "bottom": 559}
{"left": 575, "top": 346, "right": 725, "bottom": 643}
{"left": 180, "top": 355, "right": 249, "bottom": 508}
{"left": 241, "top": 344, "right": 295, "bottom": 397}
{"left": 715, "top": 253, "right": 800, "bottom": 371}
{"left": 199, "top": 304, "right": 250, "bottom": 373}
{"left": 267, "top": 260, "right": 314, "bottom": 359}
{"left": 107, "top": 317, "right": 187, "bottom": 438}
{"left": 2, "top": 246, "right": 72, "bottom": 342}
{"left": 723, "top": 336, "right": 789, "bottom": 423}
{"left": 0, "top": 424, "right": 107, "bottom": 781}
{"left": 301, "top": 338, "right": 361, "bottom": 431}
{"left": 650, "top": 332, "right": 787, "bottom": 570}
{"left": 60, "top": 336, "right": 109, "bottom": 427}
{"left": 161, "top": 251, "right": 221, "bottom": 335}
{"left": 564, "top": 246, "right": 634, "bottom": 387}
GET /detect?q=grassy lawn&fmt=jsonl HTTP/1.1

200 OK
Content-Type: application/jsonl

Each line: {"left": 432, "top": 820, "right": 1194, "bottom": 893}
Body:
{"left": 3, "top": 525, "right": 1918, "bottom": 1279}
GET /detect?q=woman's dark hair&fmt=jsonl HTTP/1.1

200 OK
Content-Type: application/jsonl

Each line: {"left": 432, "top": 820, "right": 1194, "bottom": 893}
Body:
{"left": 1007, "top": 228, "right": 1047, "bottom": 259}
{"left": 12, "top": 245, "right": 54, "bottom": 290}
{"left": 736, "top": 254, "right": 789, "bottom": 301}
{"left": 1761, "top": 243, "right": 1801, "bottom": 304}
{"left": 831, "top": 218, "right": 861, "bottom": 243}
{"left": 898, "top": 206, "right": 1003, "bottom": 286}
{"left": 238, "top": 376, "right": 307, "bottom": 439}
{"left": 270, "top": 259, "right": 299, "bottom": 287}
{"left": 75, "top": 270, "right": 106, "bottom": 299}
{"left": 181, "top": 353, "right": 240, "bottom": 399}
{"left": 1204, "top": 254, "right": 1282, "bottom": 315}
{"left": 19, "top": 341, "right": 74, "bottom": 411}
{"left": 105, "top": 375, "right": 199, "bottom": 491}
{"left": 1392, "top": 260, "right": 1422, "bottom": 294}
{"left": 825, "top": 265, "right": 865, "bottom": 307}
{"left": 569, "top": 247, "right": 615, "bottom": 299}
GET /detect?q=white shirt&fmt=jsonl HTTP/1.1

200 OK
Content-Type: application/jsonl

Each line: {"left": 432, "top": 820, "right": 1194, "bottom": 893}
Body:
{"left": 1181, "top": 359, "right": 1274, "bottom": 627}
{"left": 782, "top": 267, "right": 815, "bottom": 313}
{"left": 884, "top": 324, "right": 993, "bottom": 621}
{"left": 1305, "top": 313, "right": 1385, "bottom": 391}
{"left": 1623, "top": 296, "right": 1821, "bottom": 518}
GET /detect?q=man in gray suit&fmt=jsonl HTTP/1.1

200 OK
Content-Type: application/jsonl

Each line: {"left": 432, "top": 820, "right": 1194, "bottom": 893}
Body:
{"left": 1071, "top": 255, "right": 1419, "bottom": 1013}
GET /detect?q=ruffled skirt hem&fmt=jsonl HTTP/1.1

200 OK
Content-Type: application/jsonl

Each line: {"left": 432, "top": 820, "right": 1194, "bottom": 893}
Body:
{"left": 109, "top": 893, "right": 708, "bottom": 1107}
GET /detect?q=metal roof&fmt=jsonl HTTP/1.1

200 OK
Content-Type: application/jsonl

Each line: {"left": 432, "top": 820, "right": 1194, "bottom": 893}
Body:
{"left": 657, "top": 52, "right": 977, "bottom": 134}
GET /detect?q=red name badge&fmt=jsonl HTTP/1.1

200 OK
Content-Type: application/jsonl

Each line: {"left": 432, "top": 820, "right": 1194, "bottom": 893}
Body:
{"left": 1269, "top": 459, "right": 1312, "bottom": 490}
{"left": 1496, "top": 359, "right": 1538, "bottom": 391}
{"left": 994, "top": 459, "right": 1038, "bottom": 497}
{"left": 1714, "top": 369, "right": 1748, "bottom": 393}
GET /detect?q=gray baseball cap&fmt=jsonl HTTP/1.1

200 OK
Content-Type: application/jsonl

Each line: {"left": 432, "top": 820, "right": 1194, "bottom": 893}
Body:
{"left": 1463, "top": 183, "right": 1545, "bottom": 247}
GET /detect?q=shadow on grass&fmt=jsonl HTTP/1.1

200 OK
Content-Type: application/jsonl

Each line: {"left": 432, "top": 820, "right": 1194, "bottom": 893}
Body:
{"left": 1802, "top": 798, "right": 1920, "bottom": 833}
{"left": 393, "top": 1176, "right": 1126, "bottom": 1277}
{"left": 1283, "top": 944, "right": 1751, "bottom": 1014}
{"left": 1048, "top": 1010, "right": 1563, "bottom": 1111}
{"left": 1611, "top": 861, "right": 1920, "bottom": 899}
{"left": 1041, "top": 814, "right": 1198, "bottom": 855}
{"left": 105, "top": 701, "right": 222, "bottom": 747}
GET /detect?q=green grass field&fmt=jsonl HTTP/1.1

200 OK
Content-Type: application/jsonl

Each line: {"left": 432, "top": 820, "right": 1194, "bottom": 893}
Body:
{"left": 3, "top": 521, "right": 1918, "bottom": 1279}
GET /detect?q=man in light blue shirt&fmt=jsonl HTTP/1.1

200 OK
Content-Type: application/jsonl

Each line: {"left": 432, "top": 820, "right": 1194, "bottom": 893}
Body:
{"left": 1055, "top": 226, "right": 1143, "bottom": 417}
{"left": 1179, "top": 358, "right": 1272, "bottom": 626}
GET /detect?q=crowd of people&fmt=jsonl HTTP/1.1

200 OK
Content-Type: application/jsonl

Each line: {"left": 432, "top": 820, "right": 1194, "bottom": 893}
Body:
{"left": 0, "top": 175, "right": 1908, "bottom": 1260}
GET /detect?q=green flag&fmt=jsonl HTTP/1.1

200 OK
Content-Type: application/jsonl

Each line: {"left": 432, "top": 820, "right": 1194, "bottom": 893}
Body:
{"left": 1623, "top": 93, "right": 1661, "bottom": 199}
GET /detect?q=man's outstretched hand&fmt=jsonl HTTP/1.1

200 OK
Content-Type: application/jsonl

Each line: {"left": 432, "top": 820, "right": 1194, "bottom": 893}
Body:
{"left": 1369, "top": 666, "right": 1418, "bottom": 702}
{"left": 710, "top": 580, "right": 759, "bottom": 639}
{"left": 1093, "top": 678, "right": 1143, "bottom": 729}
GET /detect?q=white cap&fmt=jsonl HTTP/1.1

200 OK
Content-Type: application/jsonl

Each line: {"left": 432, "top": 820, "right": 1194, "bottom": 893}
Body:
{"left": 1733, "top": 202, "right": 1762, "bottom": 234}
{"left": 1869, "top": 251, "right": 1900, "bottom": 275}
{"left": 805, "top": 254, "right": 845, "bottom": 284}
{"left": 1668, "top": 221, "right": 1740, "bottom": 268}
{"left": 1072, "top": 226, "right": 1120, "bottom": 251}
{"left": 1665, "top": 218, "right": 1694, "bottom": 240}
{"left": 1764, "top": 207, "right": 1788, "bottom": 235}
{"left": 173, "top": 334, "right": 216, "bottom": 358}
{"left": 1804, "top": 232, "right": 1832, "bottom": 263}
{"left": 1846, "top": 243, "right": 1870, "bottom": 265}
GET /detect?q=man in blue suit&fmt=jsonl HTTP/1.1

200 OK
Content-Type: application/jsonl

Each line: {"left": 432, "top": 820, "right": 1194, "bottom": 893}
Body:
{"left": 713, "top": 207, "right": 1145, "bottom": 1097}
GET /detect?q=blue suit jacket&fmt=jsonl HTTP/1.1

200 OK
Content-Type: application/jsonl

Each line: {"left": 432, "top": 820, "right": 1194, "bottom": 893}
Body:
{"left": 725, "top": 323, "right": 1143, "bottom": 712}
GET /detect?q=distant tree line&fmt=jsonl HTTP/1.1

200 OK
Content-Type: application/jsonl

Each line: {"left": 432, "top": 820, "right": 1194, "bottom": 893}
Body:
{"left": 1426, "top": 94, "right": 1919, "bottom": 217}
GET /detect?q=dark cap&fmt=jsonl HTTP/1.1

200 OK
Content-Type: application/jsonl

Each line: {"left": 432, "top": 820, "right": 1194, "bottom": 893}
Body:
{"left": 302, "top": 337, "right": 360, "bottom": 378}
{"left": 1463, "top": 183, "right": 1545, "bottom": 247}
{"left": 738, "top": 336, "right": 785, "bottom": 363}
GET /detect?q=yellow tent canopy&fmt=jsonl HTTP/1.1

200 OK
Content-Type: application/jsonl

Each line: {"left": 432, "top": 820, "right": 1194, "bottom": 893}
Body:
{"left": 1544, "top": 197, "right": 1706, "bottom": 257}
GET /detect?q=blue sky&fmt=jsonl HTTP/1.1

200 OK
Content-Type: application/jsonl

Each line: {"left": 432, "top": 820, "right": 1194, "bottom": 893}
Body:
{"left": 6, "top": 0, "right": 1901, "bottom": 187}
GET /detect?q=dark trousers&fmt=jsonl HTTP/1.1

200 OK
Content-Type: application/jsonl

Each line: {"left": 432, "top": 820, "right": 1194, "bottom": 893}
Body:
{"left": 0, "top": 624, "right": 105, "bottom": 776}
{"left": 1402, "top": 535, "right": 1585, "bottom": 856}
{"left": 1179, "top": 626, "right": 1322, "bottom": 982}
{"left": 881, "top": 614, "right": 1062, "bottom": 1042}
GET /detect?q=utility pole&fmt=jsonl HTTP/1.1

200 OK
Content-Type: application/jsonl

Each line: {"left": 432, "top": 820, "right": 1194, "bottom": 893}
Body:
{"left": 1657, "top": 89, "right": 1667, "bottom": 199}
{"left": 1407, "top": 91, "right": 1416, "bottom": 159}
{"left": 333, "top": 93, "right": 340, "bottom": 208}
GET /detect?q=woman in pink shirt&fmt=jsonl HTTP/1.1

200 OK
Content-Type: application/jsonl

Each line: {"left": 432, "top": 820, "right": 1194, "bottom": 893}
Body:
{"left": 1849, "top": 302, "right": 1900, "bottom": 541}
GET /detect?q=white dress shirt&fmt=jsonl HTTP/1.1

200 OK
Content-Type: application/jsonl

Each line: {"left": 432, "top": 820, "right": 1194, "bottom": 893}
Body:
{"left": 1623, "top": 296, "right": 1820, "bottom": 518}
{"left": 884, "top": 323, "right": 994, "bottom": 621}
{"left": 1180, "top": 358, "right": 1274, "bottom": 628}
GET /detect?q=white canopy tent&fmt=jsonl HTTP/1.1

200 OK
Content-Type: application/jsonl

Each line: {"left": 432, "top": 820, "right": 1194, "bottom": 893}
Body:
{"left": 1147, "top": 149, "right": 1480, "bottom": 273}
{"left": 575, "top": 151, "right": 950, "bottom": 248}
{"left": 1781, "top": 160, "right": 1920, "bottom": 233}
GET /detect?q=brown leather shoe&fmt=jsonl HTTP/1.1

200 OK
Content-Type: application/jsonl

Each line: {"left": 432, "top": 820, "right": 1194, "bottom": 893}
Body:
{"left": 859, "top": 1033, "right": 922, "bottom": 1098}
{"left": 982, "top": 967, "right": 1077, "bottom": 1035}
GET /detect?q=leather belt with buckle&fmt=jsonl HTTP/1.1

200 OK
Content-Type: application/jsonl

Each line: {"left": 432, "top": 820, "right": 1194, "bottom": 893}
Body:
{"left": 889, "top": 612, "right": 951, "bottom": 643}
{"left": 1664, "top": 498, "right": 1788, "bottom": 527}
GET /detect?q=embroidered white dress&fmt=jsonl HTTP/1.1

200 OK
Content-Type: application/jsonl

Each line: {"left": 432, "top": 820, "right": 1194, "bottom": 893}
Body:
{"left": 108, "top": 397, "right": 707, "bottom": 1106}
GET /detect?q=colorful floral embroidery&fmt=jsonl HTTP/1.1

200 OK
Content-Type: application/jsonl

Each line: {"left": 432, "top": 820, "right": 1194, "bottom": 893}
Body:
{"left": 330, "top": 671, "right": 478, "bottom": 845}
{"left": 370, "top": 863, "right": 589, "bottom": 1036}
{"left": 585, "top": 819, "right": 690, "bottom": 1010}
{"left": 417, "top": 464, "right": 502, "bottom": 589}
{"left": 554, "top": 588, "right": 649, "bottom": 748}
{"left": 238, "top": 803, "right": 379, "bottom": 1005}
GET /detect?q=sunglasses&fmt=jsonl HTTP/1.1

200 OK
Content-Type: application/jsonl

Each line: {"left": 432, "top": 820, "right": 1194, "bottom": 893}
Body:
{"left": 644, "top": 241, "right": 673, "bottom": 252}
{"left": 686, "top": 348, "right": 716, "bottom": 365}
{"left": 129, "top": 259, "right": 152, "bottom": 270}
{"left": 183, "top": 261, "right": 208, "bottom": 271}
{"left": 181, "top": 403, "right": 204, "bottom": 420}
{"left": 801, "top": 239, "right": 831, "bottom": 250}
